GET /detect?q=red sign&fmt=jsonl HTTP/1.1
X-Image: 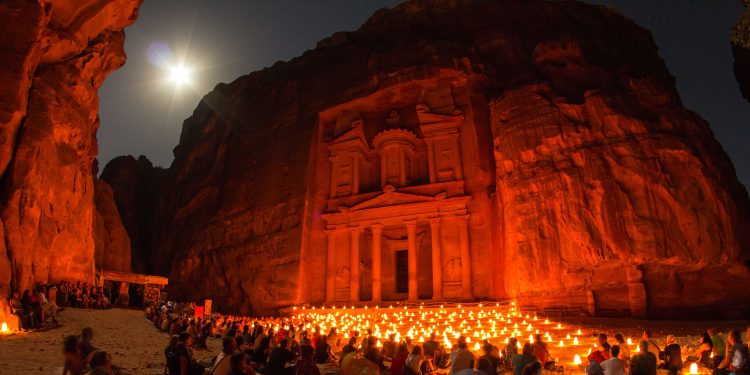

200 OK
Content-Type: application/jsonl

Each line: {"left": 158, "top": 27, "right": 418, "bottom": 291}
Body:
{"left": 194, "top": 306, "right": 204, "bottom": 318}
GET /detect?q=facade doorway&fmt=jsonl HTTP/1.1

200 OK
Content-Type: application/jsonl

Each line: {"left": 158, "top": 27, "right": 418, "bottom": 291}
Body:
{"left": 395, "top": 250, "right": 409, "bottom": 293}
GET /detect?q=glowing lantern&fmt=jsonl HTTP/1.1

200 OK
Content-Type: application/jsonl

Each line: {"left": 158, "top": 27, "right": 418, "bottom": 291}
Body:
{"left": 529, "top": 334, "right": 534, "bottom": 343}
{"left": 559, "top": 340, "right": 564, "bottom": 347}
{"left": 376, "top": 340, "right": 382, "bottom": 347}
{"left": 1, "top": 322, "right": 7, "bottom": 333}
{"left": 577, "top": 329, "right": 582, "bottom": 335}
{"left": 690, "top": 363, "right": 698, "bottom": 375}
{"left": 573, "top": 337, "right": 579, "bottom": 345}
{"left": 636, "top": 345, "right": 640, "bottom": 353}
{"left": 474, "top": 342, "right": 480, "bottom": 351}
{"left": 627, "top": 338, "right": 632, "bottom": 345}
{"left": 557, "top": 323, "right": 562, "bottom": 329}
{"left": 574, "top": 355, "right": 582, "bottom": 365}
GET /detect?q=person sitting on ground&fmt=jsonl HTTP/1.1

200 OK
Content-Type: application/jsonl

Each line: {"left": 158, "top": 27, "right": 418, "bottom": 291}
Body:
{"left": 504, "top": 337, "right": 519, "bottom": 369}
{"left": 295, "top": 345, "right": 321, "bottom": 375}
{"left": 614, "top": 333, "right": 630, "bottom": 361}
{"left": 589, "top": 334, "right": 612, "bottom": 364}
{"left": 168, "top": 332, "right": 201, "bottom": 375}
{"left": 715, "top": 328, "right": 748, "bottom": 375}
{"left": 364, "top": 336, "right": 388, "bottom": 370}
{"left": 532, "top": 334, "right": 550, "bottom": 365}
{"left": 390, "top": 343, "right": 410, "bottom": 375}
{"left": 267, "top": 337, "right": 295, "bottom": 375}
{"left": 313, "top": 334, "right": 332, "bottom": 364}
{"left": 629, "top": 340, "right": 657, "bottom": 375}
{"left": 479, "top": 342, "right": 499, "bottom": 375}
{"left": 658, "top": 335, "right": 683, "bottom": 373}
{"left": 79, "top": 327, "right": 98, "bottom": 362}
{"left": 522, "top": 361, "right": 543, "bottom": 375}
{"left": 87, "top": 351, "right": 115, "bottom": 375}
{"left": 423, "top": 333, "right": 442, "bottom": 362}
{"left": 63, "top": 334, "right": 85, "bottom": 375}
{"left": 8, "top": 291, "right": 27, "bottom": 330}
{"left": 450, "top": 336, "right": 476, "bottom": 375}
{"left": 709, "top": 327, "right": 727, "bottom": 368}
{"left": 341, "top": 337, "right": 358, "bottom": 361}
{"left": 383, "top": 333, "right": 398, "bottom": 359}
{"left": 228, "top": 353, "right": 249, "bottom": 375}
{"left": 210, "top": 337, "right": 239, "bottom": 375}
{"left": 690, "top": 332, "right": 713, "bottom": 368}
{"left": 642, "top": 329, "right": 661, "bottom": 362}
{"left": 404, "top": 345, "right": 426, "bottom": 375}
{"left": 587, "top": 360, "right": 605, "bottom": 375}
{"left": 512, "top": 343, "right": 538, "bottom": 375}
{"left": 600, "top": 345, "right": 625, "bottom": 375}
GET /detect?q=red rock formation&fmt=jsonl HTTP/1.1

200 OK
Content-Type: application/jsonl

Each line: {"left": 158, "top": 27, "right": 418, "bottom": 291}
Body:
{"left": 106, "top": 0, "right": 750, "bottom": 317}
{"left": 94, "top": 179, "right": 131, "bottom": 273}
{"left": 0, "top": 0, "right": 141, "bottom": 297}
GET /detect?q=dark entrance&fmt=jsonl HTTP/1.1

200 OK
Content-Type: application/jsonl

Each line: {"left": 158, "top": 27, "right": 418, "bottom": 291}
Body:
{"left": 128, "top": 283, "right": 144, "bottom": 307}
{"left": 396, "top": 250, "right": 408, "bottom": 293}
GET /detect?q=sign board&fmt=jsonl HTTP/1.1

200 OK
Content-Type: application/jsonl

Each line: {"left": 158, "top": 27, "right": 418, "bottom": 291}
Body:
{"left": 194, "top": 306, "right": 204, "bottom": 318}
{"left": 204, "top": 299, "right": 212, "bottom": 316}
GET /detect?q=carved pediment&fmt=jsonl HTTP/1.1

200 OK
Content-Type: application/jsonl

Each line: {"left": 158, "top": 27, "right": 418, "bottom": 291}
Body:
{"left": 416, "top": 104, "right": 464, "bottom": 130}
{"left": 348, "top": 185, "right": 437, "bottom": 211}
{"left": 328, "top": 120, "right": 369, "bottom": 153}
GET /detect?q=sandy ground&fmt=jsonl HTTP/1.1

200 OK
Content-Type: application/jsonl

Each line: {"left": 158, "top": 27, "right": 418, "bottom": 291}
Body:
{"left": 0, "top": 308, "right": 220, "bottom": 375}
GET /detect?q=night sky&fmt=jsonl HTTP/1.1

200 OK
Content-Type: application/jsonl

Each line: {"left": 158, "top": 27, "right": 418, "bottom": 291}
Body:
{"left": 98, "top": 1, "right": 750, "bottom": 188}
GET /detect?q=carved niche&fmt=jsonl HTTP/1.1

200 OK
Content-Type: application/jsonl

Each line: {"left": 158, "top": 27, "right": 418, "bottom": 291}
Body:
{"left": 417, "top": 104, "right": 464, "bottom": 183}
{"left": 372, "top": 129, "right": 420, "bottom": 188}
{"left": 327, "top": 120, "right": 370, "bottom": 198}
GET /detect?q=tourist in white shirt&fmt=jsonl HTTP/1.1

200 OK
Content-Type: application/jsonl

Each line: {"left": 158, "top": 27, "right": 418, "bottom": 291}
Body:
{"left": 600, "top": 345, "right": 625, "bottom": 375}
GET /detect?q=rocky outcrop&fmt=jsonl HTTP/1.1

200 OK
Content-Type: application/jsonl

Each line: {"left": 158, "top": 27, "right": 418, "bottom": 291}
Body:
{"left": 733, "top": 1, "right": 750, "bottom": 102}
{"left": 100, "top": 155, "right": 165, "bottom": 274}
{"left": 107, "top": 0, "right": 750, "bottom": 317}
{"left": 0, "top": 0, "right": 142, "bottom": 296}
{"left": 94, "top": 179, "right": 131, "bottom": 273}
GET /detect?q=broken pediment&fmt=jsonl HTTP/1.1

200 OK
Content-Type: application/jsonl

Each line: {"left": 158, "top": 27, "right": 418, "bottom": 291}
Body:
{"left": 348, "top": 185, "right": 437, "bottom": 211}
{"left": 327, "top": 119, "right": 369, "bottom": 154}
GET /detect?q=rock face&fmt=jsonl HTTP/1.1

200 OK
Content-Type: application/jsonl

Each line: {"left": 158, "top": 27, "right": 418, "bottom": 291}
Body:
{"left": 100, "top": 155, "right": 166, "bottom": 274}
{"left": 0, "top": 0, "right": 141, "bottom": 298}
{"left": 94, "top": 178, "right": 131, "bottom": 273}
{"left": 108, "top": 0, "right": 750, "bottom": 318}
{"left": 733, "top": 0, "right": 750, "bottom": 102}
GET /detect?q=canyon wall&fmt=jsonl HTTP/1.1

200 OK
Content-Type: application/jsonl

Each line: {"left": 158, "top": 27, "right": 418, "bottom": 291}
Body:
{"left": 0, "top": 0, "right": 141, "bottom": 301}
{"left": 106, "top": 0, "right": 750, "bottom": 317}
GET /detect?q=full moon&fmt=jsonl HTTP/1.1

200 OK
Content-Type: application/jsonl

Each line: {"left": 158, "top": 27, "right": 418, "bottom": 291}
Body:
{"left": 168, "top": 64, "right": 190, "bottom": 86}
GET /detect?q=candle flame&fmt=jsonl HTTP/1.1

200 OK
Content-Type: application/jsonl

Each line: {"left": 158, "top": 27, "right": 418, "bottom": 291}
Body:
{"left": 690, "top": 363, "right": 698, "bottom": 374}
{"left": 574, "top": 354, "right": 582, "bottom": 365}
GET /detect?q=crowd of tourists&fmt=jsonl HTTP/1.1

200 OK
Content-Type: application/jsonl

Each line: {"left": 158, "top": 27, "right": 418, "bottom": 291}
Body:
{"left": 7, "top": 280, "right": 111, "bottom": 331}
{"left": 143, "top": 302, "right": 750, "bottom": 375}
{"left": 62, "top": 327, "right": 119, "bottom": 375}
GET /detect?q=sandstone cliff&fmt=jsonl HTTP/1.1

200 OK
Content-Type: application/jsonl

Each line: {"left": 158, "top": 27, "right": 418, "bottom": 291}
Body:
{"left": 94, "top": 178, "right": 131, "bottom": 273}
{"left": 108, "top": 0, "right": 750, "bottom": 318}
{"left": 0, "top": 0, "right": 141, "bottom": 299}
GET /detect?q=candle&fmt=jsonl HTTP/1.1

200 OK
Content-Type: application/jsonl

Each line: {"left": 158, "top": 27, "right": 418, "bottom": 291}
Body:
{"left": 690, "top": 363, "right": 698, "bottom": 374}
{"left": 574, "top": 354, "right": 582, "bottom": 365}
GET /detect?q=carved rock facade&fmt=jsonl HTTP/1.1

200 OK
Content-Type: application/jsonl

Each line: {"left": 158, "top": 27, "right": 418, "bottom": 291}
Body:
{"left": 109, "top": 0, "right": 750, "bottom": 318}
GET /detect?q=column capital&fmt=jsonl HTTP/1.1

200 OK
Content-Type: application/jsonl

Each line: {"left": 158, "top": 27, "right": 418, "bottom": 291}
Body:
{"left": 371, "top": 223, "right": 384, "bottom": 232}
{"left": 404, "top": 220, "right": 418, "bottom": 230}
{"left": 349, "top": 225, "right": 363, "bottom": 234}
{"left": 427, "top": 217, "right": 442, "bottom": 226}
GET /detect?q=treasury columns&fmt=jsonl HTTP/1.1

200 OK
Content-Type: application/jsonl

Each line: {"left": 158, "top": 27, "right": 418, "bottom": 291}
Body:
{"left": 457, "top": 215, "right": 472, "bottom": 299}
{"left": 349, "top": 226, "right": 361, "bottom": 302}
{"left": 371, "top": 224, "right": 383, "bottom": 303}
{"left": 406, "top": 220, "right": 418, "bottom": 301}
{"left": 428, "top": 218, "right": 443, "bottom": 300}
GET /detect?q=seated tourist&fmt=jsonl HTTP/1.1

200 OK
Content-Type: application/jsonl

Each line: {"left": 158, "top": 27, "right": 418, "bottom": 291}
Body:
{"left": 450, "top": 336, "right": 476, "bottom": 375}
{"left": 691, "top": 332, "right": 713, "bottom": 368}
{"left": 709, "top": 327, "right": 727, "bottom": 368}
{"left": 658, "top": 335, "right": 683, "bottom": 373}
{"left": 512, "top": 343, "right": 538, "bottom": 375}
{"left": 504, "top": 337, "right": 519, "bottom": 369}
{"left": 313, "top": 334, "right": 332, "bottom": 364}
{"left": 614, "top": 333, "right": 630, "bottom": 360}
{"left": 341, "top": 337, "right": 358, "bottom": 360}
{"left": 87, "top": 351, "right": 115, "bottom": 375}
{"left": 295, "top": 345, "right": 320, "bottom": 375}
{"left": 629, "top": 341, "right": 657, "bottom": 375}
{"left": 600, "top": 345, "right": 625, "bottom": 375}
{"left": 8, "top": 291, "right": 27, "bottom": 330}
{"left": 211, "top": 337, "right": 239, "bottom": 375}
{"left": 63, "top": 334, "right": 84, "bottom": 375}
{"left": 390, "top": 343, "right": 410, "bottom": 375}
{"left": 715, "top": 328, "right": 748, "bottom": 375}
{"left": 267, "top": 338, "right": 295, "bottom": 375}
{"left": 479, "top": 342, "right": 499, "bottom": 375}
{"left": 364, "top": 337, "right": 387, "bottom": 370}
{"left": 404, "top": 345, "right": 426, "bottom": 375}
{"left": 642, "top": 329, "right": 661, "bottom": 361}
{"left": 423, "top": 333, "right": 442, "bottom": 362}
{"left": 589, "top": 335, "right": 611, "bottom": 364}
{"left": 383, "top": 333, "right": 398, "bottom": 359}
{"left": 532, "top": 334, "right": 550, "bottom": 365}
{"left": 228, "top": 353, "right": 256, "bottom": 375}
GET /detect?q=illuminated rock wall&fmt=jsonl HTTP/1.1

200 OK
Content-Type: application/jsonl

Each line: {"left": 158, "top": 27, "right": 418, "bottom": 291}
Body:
{"left": 0, "top": 0, "right": 142, "bottom": 297}
{"left": 107, "top": 0, "right": 750, "bottom": 317}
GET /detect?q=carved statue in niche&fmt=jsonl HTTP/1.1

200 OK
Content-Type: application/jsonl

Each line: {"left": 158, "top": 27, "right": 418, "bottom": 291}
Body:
{"left": 386, "top": 109, "right": 400, "bottom": 126}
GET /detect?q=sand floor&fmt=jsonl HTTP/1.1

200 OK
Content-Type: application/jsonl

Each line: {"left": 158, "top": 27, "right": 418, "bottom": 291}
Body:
{"left": 0, "top": 308, "right": 220, "bottom": 375}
